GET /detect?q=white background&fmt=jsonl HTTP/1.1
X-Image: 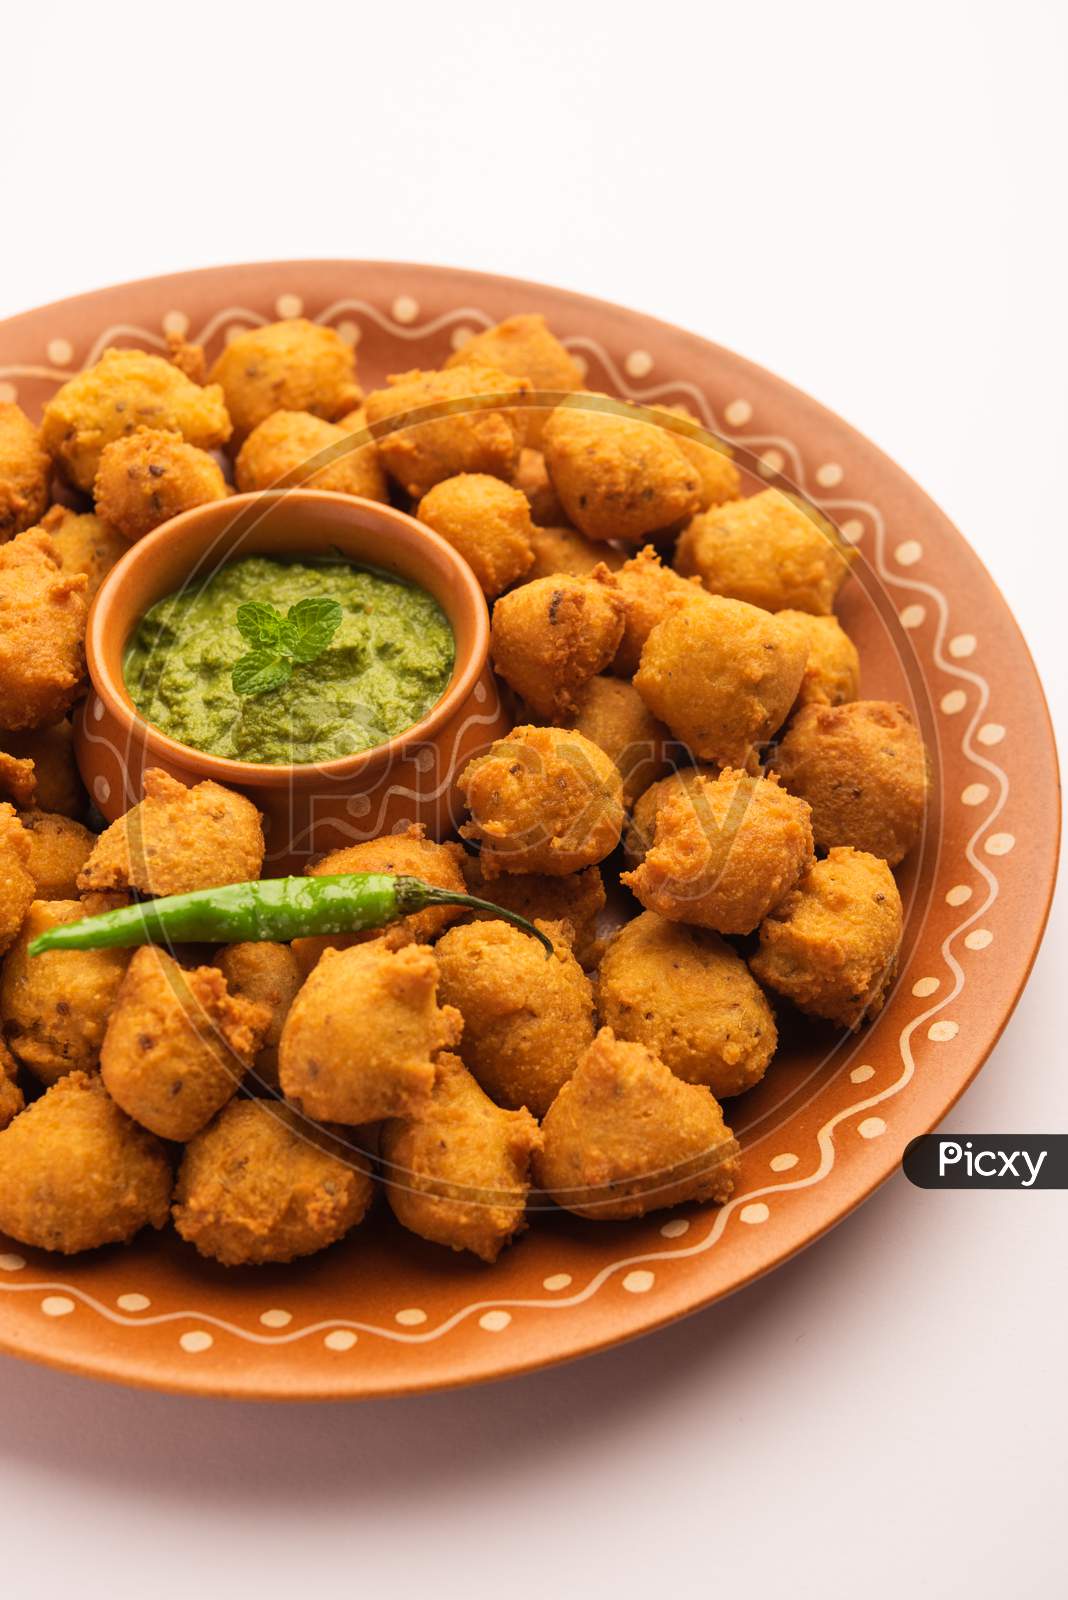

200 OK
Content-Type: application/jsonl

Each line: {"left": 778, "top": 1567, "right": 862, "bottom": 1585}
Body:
{"left": 1, "top": 2, "right": 1065, "bottom": 1595}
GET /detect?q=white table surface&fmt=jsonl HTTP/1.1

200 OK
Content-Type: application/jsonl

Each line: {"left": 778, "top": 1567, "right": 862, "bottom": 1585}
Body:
{"left": 2, "top": 3, "right": 1064, "bottom": 1596}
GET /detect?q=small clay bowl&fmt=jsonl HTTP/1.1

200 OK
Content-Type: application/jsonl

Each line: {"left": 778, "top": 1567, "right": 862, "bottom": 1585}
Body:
{"left": 74, "top": 489, "right": 510, "bottom": 874}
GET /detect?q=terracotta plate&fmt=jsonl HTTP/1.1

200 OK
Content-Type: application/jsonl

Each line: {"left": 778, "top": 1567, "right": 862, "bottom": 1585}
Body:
{"left": 0, "top": 262, "right": 1058, "bottom": 1399}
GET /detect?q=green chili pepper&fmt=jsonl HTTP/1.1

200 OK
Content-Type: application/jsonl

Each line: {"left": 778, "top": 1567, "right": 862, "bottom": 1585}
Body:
{"left": 27, "top": 873, "right": 554, "bottom": 957}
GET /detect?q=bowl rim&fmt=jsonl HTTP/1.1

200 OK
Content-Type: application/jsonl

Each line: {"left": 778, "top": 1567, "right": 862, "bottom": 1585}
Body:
{"left": 84, "top": 488, "right": 491, "bottom": 788}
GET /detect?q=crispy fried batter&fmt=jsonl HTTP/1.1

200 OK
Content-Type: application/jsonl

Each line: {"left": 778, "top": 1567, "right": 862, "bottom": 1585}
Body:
{"left": 39, "top": 504, "right": 128, "bottom": 600}
{"left": 0, "top": 1036, "right": 23, "bottom": 1130}
{"left": 0, "top": 403, "right": 51, "bottom": 539}
{"left": 461, "top": 855, "right": 606, "bottom": 969}
{"left": 0, "top": 529, "right": 87, "bottom": 732}
{"left": 512, "top": 448, "right": 567, "bottom": 528}
{"left": 527, "top": 522, "right": 624, "bottom": 581}
{"left": 364, "top": 364, "right": 530, "bottom": 499}
{"left": 774, "top": 610, "right": 861, "bottom": 708}
{"left": 417, "top": 473, "right": 535, "bottom": 598}
{"left": 19, "top": 809, "right": 94, "bottom": 898}
{"left": 93, "top": 427, "right": 229, "bottom": 541}
{"left": 0, "top": 804, "right": 34, "bottom": 956}
{"left": 542, "top": 399, "right": 701, "bottom": 542}
{"left": 208, "top": 319, "right": 361, "bottom": 445}
{"left": 675, "top": 489, "right": 854, "bottom": 615}
{"left": 0, "top": 719, "right": 84, "bottom": 817}
{"left": 214, "top": 941, "right": 304, "bottom": 1092}
{"left": 623, "top": 764, "right": 722, "bottom": 868}
{"left": 563, "top": 674, "right": 674, "bottom": 808}
{"left": 610, "top": 545, "right": 704, "bottom": 677}
{"left": 445, "top": 314, "right": 585, "bottom": 446}
{"left": 234, "top": 409, "right": 387, "bottom": 502}
{"left": 649, "top": 404, "right": 741, "bottom": 511}
{"left": 0, "top": 751, "right": 35, "bottom": 809}
{"left": 490, "top": 571, "right": 625, "bottom": 721}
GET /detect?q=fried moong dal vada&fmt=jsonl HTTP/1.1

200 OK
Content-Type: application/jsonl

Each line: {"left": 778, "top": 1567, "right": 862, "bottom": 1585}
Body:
{"left": 542, "top": 400, "right": 701, "bottom": 543}
{"left": 93, "top": 427, "right": 229, "bottom": 541}
{"left": 0, "top": 529, "right": 87, "bottom": 732}
{"left": 101, "top": 946, "right": 271, "bottom": 1141}
{"left": 19, "top": 810, "right": 94, "bottom": 899}
{"left": 459, "top": 724, "right": 624, "bottom": 877}
{"left": 527, "top": 522, "right": 624, "bottom": 581}
{"left": 462, "top": 856, "right": 606, "bottom": 969}
{"left": 234, "top": 409, "right": 388, "bottom": 503}
{"left": 0, "top": 1071, "right": 172, "bottom": 1254}
{"left": 37, "top": 505, "right": 128, "bottom": 601}
{"left": 1, "top": 900, "right": 132, "bottom": 1084}
{"left": 650, "top": 404, "right": 742, "bottom": 511}
{"left": 623, "top": 764, "right": 722, "bottom": 868}
{"left": 0, "top": 402, "right": 51, "bottom": 539}
{"left": 774, "top": 610, "right": 861, "bottom": 708}
{"left": 208, "top": 318, "right": 361, "bottom": 445}
{"left": 771, "top": 700, "right": 927, "bottom": 866}
{"left": 0, "top": 1037, "right": 23, "bottom": 1131}
{"left": 610, "top": 546, "right": 704, "bottom": 677}
{"left": 563, "top": 674, "right": 674, "bottom": 808}
{"left": 41, "top": 347, "right": 231, "bottom": 491}
{"left": 364, "top": 364, "right": 531, "bottom": 500}
{"left": 279, "top": 939, "right": 461, "bottom": 1126}
{"left": 445, "top": 313, "right": 585, "bottom": 445}
{"left": 490, "top": 571, "right": 625, "bottom": 722}
{"left": 598, "top": 911, "right": 777, "bottom": 1098}
{"left": 215, "top": 941, "right": 304, "bottom": 1091}
{"left": 634, "top": 592, "right": 807, "bottom": 767}
{"left": 173, "top": 1100, "right": 374, "bottom": 1267}
{"left": 417, "top": 473, "right": 535, "bottom": 598}
{"left": 0, "top": 719, "right": 84, "bottom": 818}
{"left": 0, "top": 804, "right": 34, "bottom": 956}
{"left": 381, "top": 1052, "right": 542, "bottom": 1263}
{"left": 622, "top": 769, "right": 814, "bottom": 935}
{"left": 535, "top": 1028, "right": 740, "bottom": 1220}
{"left": 675, "top": 488, "right": 854, "bottom": 615}
{"left": 750, "top": 847, "right": 903, "bottom": 1028}
{"left": 435, "top": 918, "right": 594, "bottom": 1117}
{"left": 512, "top": 448, "right": 567, "bottom": 528}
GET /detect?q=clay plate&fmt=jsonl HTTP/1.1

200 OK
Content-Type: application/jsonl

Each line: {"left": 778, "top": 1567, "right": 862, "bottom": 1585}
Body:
{"left": 0, "top": 262, "right": 1058, "bottom": 1399}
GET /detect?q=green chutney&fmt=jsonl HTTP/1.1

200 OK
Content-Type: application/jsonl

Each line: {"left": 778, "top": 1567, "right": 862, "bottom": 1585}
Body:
{"left": 124, "top": 556, "right": 455, "bottom": 765}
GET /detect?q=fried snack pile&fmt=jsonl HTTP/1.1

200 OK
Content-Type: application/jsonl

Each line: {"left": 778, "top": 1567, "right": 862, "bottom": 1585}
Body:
{"left": 0, "top": 305, "right": 929, "bottom": 1271}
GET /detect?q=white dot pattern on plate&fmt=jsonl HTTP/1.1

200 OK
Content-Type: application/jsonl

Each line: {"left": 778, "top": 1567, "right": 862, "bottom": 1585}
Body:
{"left": 928, "top": 1020, "right": 959, "bottom": 1042}
{"left": 394, "top": 1308, "right": 427, "bottom": 1326}
{"left": 759, "top": 448, "right": 785, "bottom": 475}
{"left": 894, "top": 539, "right": 923, "bottom": 566}
{"left": 739, "top": 1202, "right": 770, "bottom": 1225}
{"left": 47, "top": 337, "right": 73, "bottom": 366}
{"left": 816, "top": 462, "right": 843, "bottom": 487}
{"left": 478, "top": 1310, "right": 511, "bottom": 1331}
{"left": 259, "top": 1309, "right": 292, "bottom": 1329}
{"left": 543, "top": 1273, "right": 573, "bottom": 1290}
{"left": 161, "top": 309, "right": 189, "bottom": 337}
{"left": 912, "top": 976, "right": 940, "bottom": 997}
{"left": 324, "top": 1329, "right": 357, "bottom": 1351}
{"left": 41, "top": 1296, "right": 75, "bottom": 1318}
{"left": 949, "top": 633, "right": 977, "bottom": 658}
{"left": 962, "top": 783, "right": 989, "bottom": 806}
{"left": 659, "top": 1218, "right": 690, "bottom": 1237}
{"left": 724, "top": 399, "right": 752, "bottom": 426}
{"left": 946, "top": 883, "right": 973, "bottom": 906}
{"left": 622, "top": 1270, "right": 655, "bottom": 1293}
{"left": 450, "top": 325, "right": 474, "bottom": 350}
{"left": 625, "top": 349, "right": 653, "bottom": 378}
{"left": 0, "top": 1253, "right": 26, "bottom": 1272}
{"left": 392, "top": 295, "right": 419, "bottom": 324}
{"left": 92, "top": 696, "right": 105, "bottom": 721}
{"left": 769, "top": 1153, "right": 798, "bottom": 1173}
{"left": 840, "top": 518, "right": 865, "bottom": 543}
{"left": 858, "top": 1118, "right": 886, "bottom": 1139}
{"left": 985, "top": 833, "right": 1015, "bottom": 856}
{"left": 570, "top": 353, "right": 588, "bottom": 379}
{"left": 117, "top": 1293, "right": 150, "bottom": 1313}
{"left": 180, "top": 1330, "right": 213, "bottom": 1353}
{"left": 0, "top": 382, "right": 18, "bottom": 404}
{"left": 978, "top": 723, "right": 1005, "bottom": 745}
{"left": 92, "top": 776, "right": 110, "bottom": 804}
{"left": 224, "top": 323, "right": 246, "bottom": 346}
{"left": 275, "top": 293, "right": 303, "bottom": 319}
{"left": 965, "top": 928, "right": 993, "bottom": 950}
{"left": 941, "top": 690, "right": 967, "bottom": 714}
{"left": 336, "top": 319, "right": 360, "bottom": 346}
{"left": 900, "top": 604, "right": 926, "bottom": 629}
{"left": 850, "top": 1064, "right": 875, "bottom": 1084}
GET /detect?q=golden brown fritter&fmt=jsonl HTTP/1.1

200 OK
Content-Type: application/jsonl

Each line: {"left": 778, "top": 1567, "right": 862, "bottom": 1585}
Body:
{"left": 527, "top": 522, "right": 624, "bottom": 581}
{"left": 490, "top": 571, "right": 625, "bottom": 721}
{"left": 435, "top": 919, "right": 594, "bottom": 1117}
{"left": 172, "top": 1099, "right": 374, "bottom": 1266}
{"left": 78, "top": 768, "right": 265, "bottom": 897}
{"left": 0, "top": 403, "right": 51, "bottom": 539}
{"left": 1, "top": 899, "right": 131, "bottom": 1084}
{"left": 417, "top": 473, "right": 535, "bottom": 598}
{"left": 165, "top": 330, "right": 207, "bottom": 384}
{"left": 535, "top": 1028, "right": 740, "bottom": 1219}
{"left": 598, "top": 911, "right": 776, "bottom": 1097}
{"left": 19, "top": 810, "right": 95, "bottom": 899}
{"left": 41, "top": 347, "right": 232, "bottom": 491}
{"left": 0, "top": 1037, "right": 23, "bottom": 1131}
{"left": 445, "top": 313, "right": 585, "bottom": 446}
{"left": 0, "top": 529, "right": 87, "bottom": 732}
{"left": 291, "top": 824, "right": 468, "bottom": 974}
{"left": 0, "top": 1071, "right": 172, "bottom": 1253}
{"left": 459, "top": 724, "right": 625, "bottom": 877}
{"left": 0, "top": 719, "right": 84, "bottom": 817}
{"left": 0, "top": 752, "right": 35, "bottom": 809}
{"left": 751, "top": 847, "right": 903, "bottom": 1028}
{"left": 771, "top": 700, "right": 927, "bottom": 866}
{"left": 634, "top": 592, "right": 807, "bottom": 766}
{"left": 38, "top": 505, "right": 128, "bottom": 601}
{"left": 0, "top": 804, "right": 34, "bottom": 957}
{"left": 622, "top": 769, "right": 814, "bottom": 935}
{"left": 562, "top": 674, "right": 674, "bottom": 809}
{"left": 649, "top": 404, "right": 742, "bottom": 511}
{"left": 382, "top": 1051, "right": 542, "bottom": 1262}
{"left": 542, "top": 399, "right": 701, "bottom": 543}
{"left": 234, "top": 409, "right": 388, "bottom": 502}
{"left": 512, "top": 447, "right": 567, "bottom": 528}
{"left": 462, "top": 855, "right": 606, "bottom": 969}
{"left": 214, "top": 941, "right": 304, "bottom": 1092}
{"left": 279, "top": 939, "right": 461, "bottom": 1125}
{"left": 101, "top": 945, "right": 270, "bottom": 1141}
{"left": 623, "top": 764, "right": 722, "bottom": 868}
{"left": 93, "top": 427, "right": 229, "bottom": 541}
{"left": 774, "top": 610, "right": 860, "bottom": 708}
{"left": 675, "top": 489, "right": 854, "bottom": 615}
{"left": 610, "top": 546, "right": 704, "bottom": 676}
{"left": 208, "top": 318, "right": 361, "bottom": 446}
{"left": 364, "top": 364, "right": 531, "bottom": 499}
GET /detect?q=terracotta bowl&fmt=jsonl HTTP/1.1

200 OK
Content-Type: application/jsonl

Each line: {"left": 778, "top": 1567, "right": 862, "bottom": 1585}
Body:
{"left": 73, "top": 490, "right": 511, "bottom": 875}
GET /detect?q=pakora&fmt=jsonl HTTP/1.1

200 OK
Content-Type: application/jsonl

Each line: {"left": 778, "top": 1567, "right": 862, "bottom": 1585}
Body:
{"left": 622, "top": 763, "right": 721, "bottom": 868}
{"left": 0, "top": 402, "right": 50, "bottom": 539}
{"left": 19, "top": 809, "right": 95, "bottom": 898}
{"left": 93, "top": 427, "right": 229, "bottom": 541}
{"left": 0, "top": 1037, "right": 22, "bottom": 1131}
{"left": 774, "top": 609, "right": 861, "bottom": 708}
{"left": 0, "top": 718, "right": 84, "bottom": 817}
{"left": 215, "top": 941, "right": 304, "bottom": 1091}
{"left": 563, "top": 673, "right": 674, "bottom": 808}
{"left": 208, "top": 318, "right": 361, "bottom": 445}
{"left": 0, "top": 803, "right": 33, "bottom": 956}
{"left": 490, "top": 571, "right": 625, "bottom": 721}
{"left": 542, "top": 399, "right": 701, "bottom": 542}
{"left": 446, "top": 312, "right": 585, "bottom": 444}
{"left": 234, "top": 408, "right": 388, "bottom": 502}
{"left": 461, "top": 856, "right": 606, "bottom": 969}
{"left": 0, "top": 528, "right": 87, "bottom": 732}
{"left": 364, "top": 364, "right": 531, "bottom": 499}
{"left": 527, "top": 522, "right": 624, "bottom": 581}
{"left": 610, "top": 545, "right": 704, "bottom": 676}
{"left": 417, "top": 473, "right": 535, "bottom": 598}
{"left": 675, "top": 488, "right": 854, "bottom": 615}
{"left": 38, "top": 504, "right": 128, "bottom": 600}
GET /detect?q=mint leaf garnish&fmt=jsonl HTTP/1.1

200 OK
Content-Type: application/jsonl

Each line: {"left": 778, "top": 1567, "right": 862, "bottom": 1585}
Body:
{"left": 236, "top": 601, "right": 285, "bottom": 649}
{"left": 231, "top": 596, "right": 344, "bottom": 696}
{"left": 287, "top": 597, "right": 344, "bottom": 663}
{"left": 232, "top": 651, "right": 292, "bottom": 697}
